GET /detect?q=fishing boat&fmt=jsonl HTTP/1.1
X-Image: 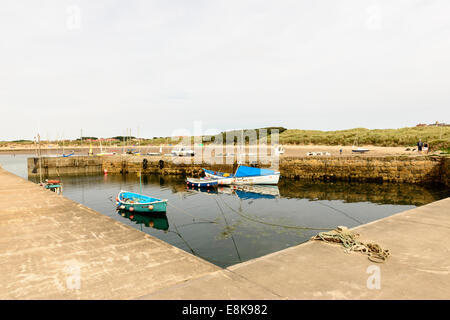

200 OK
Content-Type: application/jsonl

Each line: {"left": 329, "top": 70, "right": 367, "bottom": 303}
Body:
{"left": 352, "top": 139, "right": 370, "bottom": 153}
{"left": 116, "top": 190, "right": 167, "bottom": 213}
{"left": 62, "top": 152, "right": 75, "bottom": 157}
{"left": 186, "top": 177, "right": 219, "bottom": 188}
{"left": 41, "top": 179, "right": 63, "bottom": 194}
{"left": 203, "top": 165, "right": 280, "bottom": 185}
{"left": 352, "top": 147, "right": 370, "bottom": 153}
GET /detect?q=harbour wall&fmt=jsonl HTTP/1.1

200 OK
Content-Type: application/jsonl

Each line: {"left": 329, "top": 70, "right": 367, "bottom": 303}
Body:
{"left": 27, "top": 155, "right": 450, "bottom": 185}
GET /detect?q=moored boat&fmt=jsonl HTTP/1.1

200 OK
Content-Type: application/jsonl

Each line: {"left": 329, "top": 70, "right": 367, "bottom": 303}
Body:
{"left": 203, "top": 165, "right": 280, "bottom": 185}
{"left": 116, "top": 190, "right": 167, "bottom": 213}
{"left": 186, "top": 177, "right": 219, "bottom": 188}
{"left": 352, "top": 147, "right": 370, "bottom": 153}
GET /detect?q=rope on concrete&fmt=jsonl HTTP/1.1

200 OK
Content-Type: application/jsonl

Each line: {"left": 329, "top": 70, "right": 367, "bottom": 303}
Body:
{"left": 311, "top": 226, "right": 390, "bottom": 263}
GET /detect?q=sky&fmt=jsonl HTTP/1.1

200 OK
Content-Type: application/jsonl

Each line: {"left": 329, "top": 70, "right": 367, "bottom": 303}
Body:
{"left": 1, "top": 0, "right": 449, "bottom": 140}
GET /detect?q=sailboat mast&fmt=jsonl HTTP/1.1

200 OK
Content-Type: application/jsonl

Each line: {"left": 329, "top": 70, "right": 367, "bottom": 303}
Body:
{"left": 38, "top": 133, "right": 42, "bottom": 184}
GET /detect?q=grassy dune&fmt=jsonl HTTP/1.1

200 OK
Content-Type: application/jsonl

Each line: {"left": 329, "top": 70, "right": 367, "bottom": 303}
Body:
{"left": 279, "top": 127, "right": 450, "bottom": 148}
{"left": 1, "top": 126, "right": 449, "bottom": 150}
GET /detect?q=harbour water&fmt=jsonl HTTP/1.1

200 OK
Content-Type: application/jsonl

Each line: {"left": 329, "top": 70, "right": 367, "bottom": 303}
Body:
{"left": 1, "top": 154, "right": 449, "bottom": 268}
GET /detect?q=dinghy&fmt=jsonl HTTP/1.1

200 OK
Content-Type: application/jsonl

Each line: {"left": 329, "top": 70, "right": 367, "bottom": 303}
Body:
{"left": 203, "top": 165, "right": 280, "bottom": 185}
{"left": 116, "top": 190, "right": 167, "bottom": 213}
{"left": 186, "top": 177, "right": 219, "bottom": 188}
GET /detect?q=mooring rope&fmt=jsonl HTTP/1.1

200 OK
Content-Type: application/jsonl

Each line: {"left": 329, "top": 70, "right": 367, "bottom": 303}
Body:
{"left": 167, "top": 202, "right": 220, "bottom": 224}
{"left": 217, "top": 194, "right": 333, "bottom": 231}
{"left": 311, "top": 226, "right": 390, "bottom": 263}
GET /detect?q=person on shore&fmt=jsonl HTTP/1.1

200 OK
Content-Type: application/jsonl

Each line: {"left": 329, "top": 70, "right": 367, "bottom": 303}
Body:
{"left": 423, "top": 143, "right": 428, "bottom": 153}
{"left": 417, "top": 139, "right": 423, "bottom": 153}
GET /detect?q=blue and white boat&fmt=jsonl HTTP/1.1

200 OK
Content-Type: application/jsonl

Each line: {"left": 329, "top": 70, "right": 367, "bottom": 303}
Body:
{"left": 203, "top": 165, "right": 280, "bottom": 185}
{"left": 186, "top": 177, "right": 219, "bottom": 188}
{"left": 116, "top": 190, "right": 167, "bottom": 213}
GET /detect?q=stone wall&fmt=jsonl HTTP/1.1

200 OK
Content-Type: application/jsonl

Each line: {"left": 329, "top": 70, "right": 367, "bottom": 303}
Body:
{"left": 27, "top": 156, "right": 103, "bottom": 177}
{"left": 279, "top": 156, "right": 444, "bottom": 184}
{"left": 28, "top": 154, "right": 450, "bottom": 185}
{"left": 441, "top": 157, "right": 450, "bottom": 187}
{"left": 102, "top": 156, "right": 237, "bottom": 176}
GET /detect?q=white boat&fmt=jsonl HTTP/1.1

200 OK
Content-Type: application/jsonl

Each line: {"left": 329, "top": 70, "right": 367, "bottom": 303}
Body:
{"left": 203, "top": 165, "right": 280, "bottom": 185}
{"left": 352, "top": 147, "right": 370, "bottom": 153}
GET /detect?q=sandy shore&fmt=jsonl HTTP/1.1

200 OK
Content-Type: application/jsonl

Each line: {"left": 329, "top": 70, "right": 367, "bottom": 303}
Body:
{"left": 281, "top": 145, "right": 428, "bottom": 157}
{"left": 0, "top": 144, "right": 434, "bottom": 157}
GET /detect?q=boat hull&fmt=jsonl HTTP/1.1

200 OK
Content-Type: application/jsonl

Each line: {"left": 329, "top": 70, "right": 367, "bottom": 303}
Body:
{"left": 186, "top": 178, "right": 218, "bottom": 188}
{"left": 204, "top": 172, "right": 280, "bottom": 185}
{"left": 117, "top": 201, "right": 167, "bottom": 213}
{"left": 116, "top": 191, "right": 167, "bottom": 213}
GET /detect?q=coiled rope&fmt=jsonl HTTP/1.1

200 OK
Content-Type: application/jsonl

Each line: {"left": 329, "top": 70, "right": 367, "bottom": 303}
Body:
{"left": 311, "top": 226, "right": 390, "bottom": 263}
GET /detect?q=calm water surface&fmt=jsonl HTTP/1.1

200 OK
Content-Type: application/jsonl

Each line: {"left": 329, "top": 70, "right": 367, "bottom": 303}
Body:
{"left": 1, "top": 154, "right": 449, "bottom": 267}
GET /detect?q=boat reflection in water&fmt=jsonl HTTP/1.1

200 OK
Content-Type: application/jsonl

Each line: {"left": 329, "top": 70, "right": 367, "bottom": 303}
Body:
{"left": 186, "top": 184, "right": 280, "bottom": 200}
{"left": 117, "top": 210, "right": 169, "bottom": 231}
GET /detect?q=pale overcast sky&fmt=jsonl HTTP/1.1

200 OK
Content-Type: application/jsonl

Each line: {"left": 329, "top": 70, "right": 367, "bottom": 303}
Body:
{"left": 1, "top": 0, "right": 449, "bottom": 140}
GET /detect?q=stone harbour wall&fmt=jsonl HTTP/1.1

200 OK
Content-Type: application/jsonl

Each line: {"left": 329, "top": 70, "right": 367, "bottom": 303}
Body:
{"left": 279, "top": 156, "right": 445, "bottom": 184}
{"left": 28, "top": 155, "right": 450, "bottom": 185}
{"left": 27, "top": 156, "right": 103, "bottom": 177}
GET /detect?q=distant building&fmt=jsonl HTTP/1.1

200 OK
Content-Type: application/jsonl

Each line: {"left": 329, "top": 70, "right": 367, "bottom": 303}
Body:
{"left": 416, "top": 121, "right": 449, "bottom": 127}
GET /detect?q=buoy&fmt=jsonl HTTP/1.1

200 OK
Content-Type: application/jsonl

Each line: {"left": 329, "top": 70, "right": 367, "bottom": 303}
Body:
{"left": 104, "top": 169, "right": 108, "bottom": 175}
{"left": 116, "top": 197, "right": 119, "bottom": 201}
{"left": 129, "top": 207, "right": 134, "bottom": 212}
{"left": 130, "top": 215, "right": 134, "bottom": 219}
{"left": 148, "top": 205, "right": 154, "bottom": 210}
{"left": 120, "top": 205, "right": 125, "bottom": 209}
{"left": 121, "top": 213, "right": 125, "bottom": 217}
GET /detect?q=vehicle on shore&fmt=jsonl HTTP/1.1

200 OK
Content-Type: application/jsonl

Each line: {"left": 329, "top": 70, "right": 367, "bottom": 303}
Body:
{"left": 171, "top": 146, "right": 195, "bottom": 157}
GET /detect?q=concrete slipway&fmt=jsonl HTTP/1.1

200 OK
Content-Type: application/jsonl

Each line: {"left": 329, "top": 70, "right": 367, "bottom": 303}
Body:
{"left": 0, "top": 167, "right": 449, "bottom": 299}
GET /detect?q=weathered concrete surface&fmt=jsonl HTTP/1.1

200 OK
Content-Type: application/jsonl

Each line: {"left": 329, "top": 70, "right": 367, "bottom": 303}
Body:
{"left": 139, "top": 197, "right": 450, "bottom": 300}
{"left": 0, "top": 168, "right": 225, "bottom": 299}
{"left": 138, "top": 269, "right": 283, "bottom": 300}
{"left": 2, "top": 165, "right": 450, "bottom": 299}
{"left": 226, "top": 196, "right": 450, "bottom": 299}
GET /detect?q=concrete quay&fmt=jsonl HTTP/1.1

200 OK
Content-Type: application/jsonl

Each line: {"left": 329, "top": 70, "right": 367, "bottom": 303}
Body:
{"left": 1, "top": 166, "right": 449, "bottom": 299}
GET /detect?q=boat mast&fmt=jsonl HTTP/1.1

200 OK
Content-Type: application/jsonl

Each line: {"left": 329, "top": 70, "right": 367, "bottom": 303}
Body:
{"left": 37, "top": 133, "right": 42, "bottom": 184}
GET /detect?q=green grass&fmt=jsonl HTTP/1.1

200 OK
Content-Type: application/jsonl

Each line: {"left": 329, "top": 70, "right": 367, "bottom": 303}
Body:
{"left": 278, "top": 127, "right": 450, "bottom": 147}
{"left": 1, "top": 126, "right": 449, "bottom": 150}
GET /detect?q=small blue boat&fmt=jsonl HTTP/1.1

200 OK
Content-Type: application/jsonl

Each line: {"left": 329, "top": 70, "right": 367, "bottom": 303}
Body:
{"left": 186, "top": 177, "right": 218, "bottom": 188}
{"left": 116, "top": 190, "right": 167, "bottom": 213}
{"left": 62, "top": 152, "right": 75, "bottom": 157}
